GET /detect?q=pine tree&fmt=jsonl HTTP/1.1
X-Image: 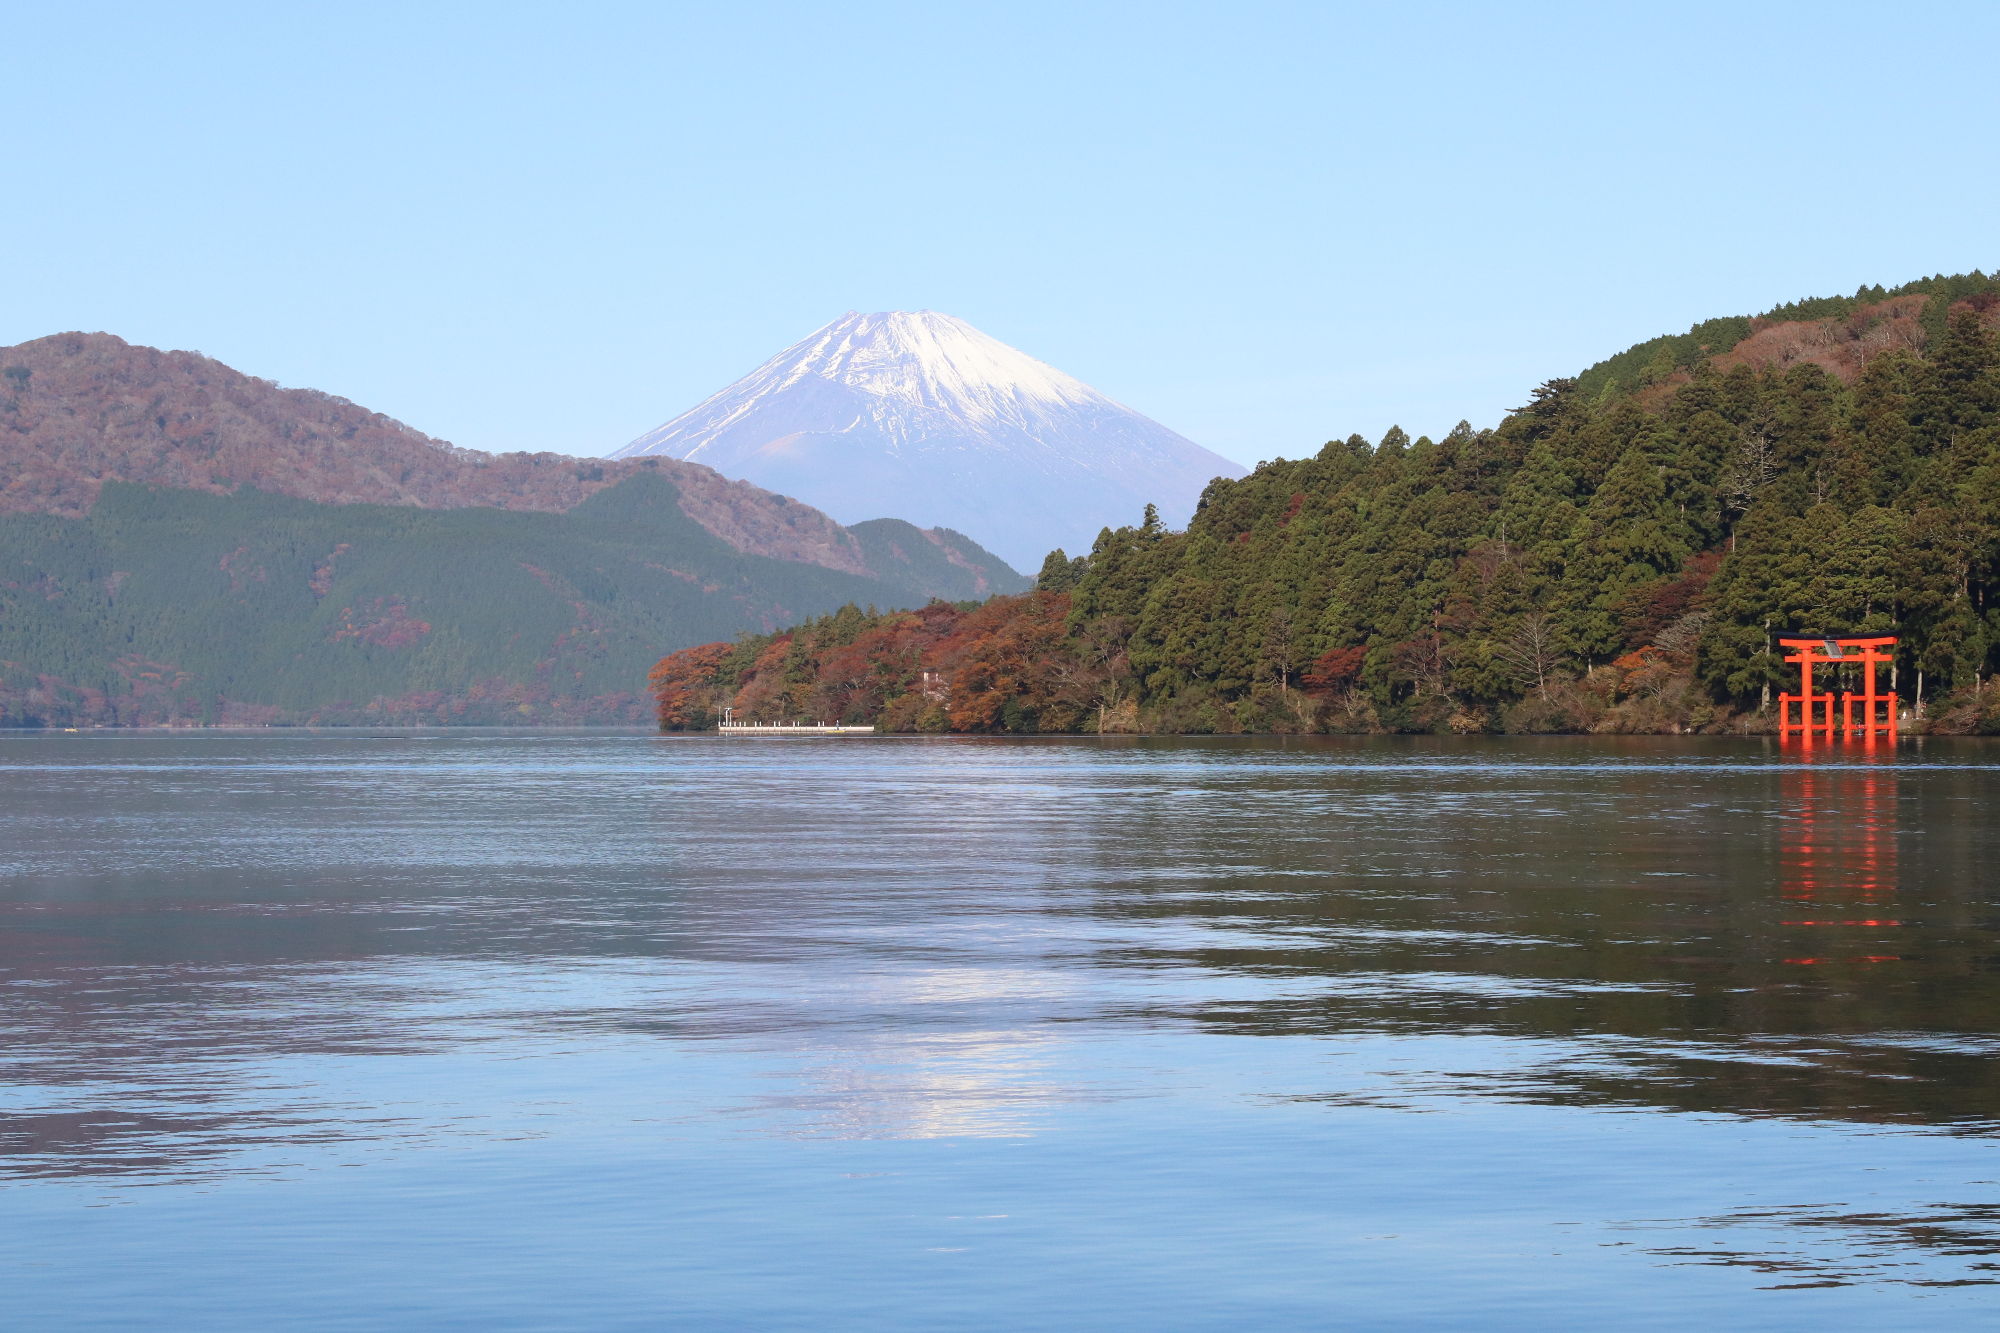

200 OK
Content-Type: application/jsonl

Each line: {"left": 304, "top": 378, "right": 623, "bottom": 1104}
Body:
{"left": 1565, "top": 447, "right": 1690, "bottom": 656}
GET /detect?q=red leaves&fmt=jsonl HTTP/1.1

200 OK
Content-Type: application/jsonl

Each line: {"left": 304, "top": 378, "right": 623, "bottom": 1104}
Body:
{"left": 641, "top": 591, "right": 1083, "bottom": 734}
{"left": 647, "top": 641, "right": 732, "bottom": 728}
{"left": 1301, "top": 646, "right": 1366, "bottom": 695}
{"left": 308, "top": 543, "right": 351, "bottom": 599}
{"left": 931, "top": 592, "right": 1074, "bottom": 731}
{"left": 331, "top": 598, "right": 431, "bottom": 649}
{"left": 1612, "top": 550, "right": 1719, "bottom": 651}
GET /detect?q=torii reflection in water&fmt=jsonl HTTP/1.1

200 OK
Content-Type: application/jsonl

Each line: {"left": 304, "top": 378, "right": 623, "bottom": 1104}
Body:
{"left": 1777, "top": 730, "right": 1900, "bottom": 968}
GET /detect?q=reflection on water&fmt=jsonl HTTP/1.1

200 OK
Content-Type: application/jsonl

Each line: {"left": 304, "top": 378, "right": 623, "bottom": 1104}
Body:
{"left": 2, "top": 732, "right": 1999, "bottom": 1325}
{"left": 1614, "top": 1200, "right": 2000, "bottom": 1290}
{"left": 1779, "top": 738, "right": 1900, "bottom": 963}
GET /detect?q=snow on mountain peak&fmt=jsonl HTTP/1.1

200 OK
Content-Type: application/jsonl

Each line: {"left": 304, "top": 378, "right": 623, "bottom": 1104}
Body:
{"left": 793, "top": 311, "right": 1101, "bottom": 422}
{"left": 611, "top": 311, "right": 1245, "bottom": 569}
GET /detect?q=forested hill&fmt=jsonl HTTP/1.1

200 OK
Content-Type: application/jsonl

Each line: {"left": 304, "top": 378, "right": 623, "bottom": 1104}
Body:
{"left": 647, "top": 273, "right": 2000, "bottom": 736}
{"left": 0, "top": 331, "right": 1024, "bottom": 596}
{"left": 1576, "top": 271, "right": 2000, "bottom": 401}
{"left": 0, "top": 474, "right": 1011, "bottom": 726}
{"left": 0, "top": 333, "right": 1025, "bottom": 726}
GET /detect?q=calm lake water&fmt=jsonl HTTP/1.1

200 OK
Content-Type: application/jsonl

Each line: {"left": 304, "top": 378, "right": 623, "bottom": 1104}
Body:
{"left": 2, "top": 731, "right": 1998, "bottom": 1328}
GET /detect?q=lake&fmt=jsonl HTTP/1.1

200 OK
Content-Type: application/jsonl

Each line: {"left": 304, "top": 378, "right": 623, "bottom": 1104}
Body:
{"left": 2, "top": 731, "right": 1997, "bottom": 1328}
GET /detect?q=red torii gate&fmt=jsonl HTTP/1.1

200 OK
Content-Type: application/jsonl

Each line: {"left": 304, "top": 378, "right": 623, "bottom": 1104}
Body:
{"left": 1777, "top": 636, "right": 1897, "bottom": 739}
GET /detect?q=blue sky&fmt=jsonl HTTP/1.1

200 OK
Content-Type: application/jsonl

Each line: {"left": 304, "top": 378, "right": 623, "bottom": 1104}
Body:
{"left": 4, "top": 1, "right": 1996, "bottom": 468}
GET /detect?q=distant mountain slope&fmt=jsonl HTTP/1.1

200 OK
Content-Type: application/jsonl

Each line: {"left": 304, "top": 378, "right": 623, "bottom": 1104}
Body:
{"left": 611, "top": 311, "right": 1246, "bottom": 569}
{"left": 0, "top": 331, "right": 1024, "bottom": 598}
{"left": 0, "top": 473, "right": 944, "bottom": 726}
{"left": 0, "top": 333, "right": 1028, "bottom": 726}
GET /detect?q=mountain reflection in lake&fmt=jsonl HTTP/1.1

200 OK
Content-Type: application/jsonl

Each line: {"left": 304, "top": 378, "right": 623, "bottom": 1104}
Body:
{"left": 2, "top": 732, "right": 1997, "bottom": 1328}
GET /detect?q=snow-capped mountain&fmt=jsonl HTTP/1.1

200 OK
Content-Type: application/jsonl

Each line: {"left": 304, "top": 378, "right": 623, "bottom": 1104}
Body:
{"left": 610, "top": 311, "right": 1246, "bottom": 570}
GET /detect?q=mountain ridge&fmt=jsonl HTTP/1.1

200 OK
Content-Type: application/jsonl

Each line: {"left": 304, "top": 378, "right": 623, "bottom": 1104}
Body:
{"left": 1576, "top": 270, "right": 2000, "bottom": 401}
{"left": 612, "top": 310, "right": 1247, "bottom": 568}
{"left": 0, "top": 331, "right": 1028, "bottom": 726}
{"left": 0, "top": 331, "right": 1023, "bottom": 595}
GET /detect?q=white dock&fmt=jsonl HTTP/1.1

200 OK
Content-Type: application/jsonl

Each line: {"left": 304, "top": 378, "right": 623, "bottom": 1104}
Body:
{"left": 717, "top": 722, "right": 877, "bottom": 736}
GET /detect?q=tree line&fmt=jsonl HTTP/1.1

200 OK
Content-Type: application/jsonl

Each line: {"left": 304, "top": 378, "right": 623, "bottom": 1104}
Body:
{"left": 650, "top": 280, "right": 2000, "bottom": 735}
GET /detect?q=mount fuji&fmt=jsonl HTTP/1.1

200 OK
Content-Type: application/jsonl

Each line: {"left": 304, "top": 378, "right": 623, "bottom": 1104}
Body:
{"left": 610, "top": 311, "right": 1246, "bottom": 570}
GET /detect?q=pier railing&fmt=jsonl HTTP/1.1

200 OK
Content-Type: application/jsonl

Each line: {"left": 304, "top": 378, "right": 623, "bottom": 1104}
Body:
{"left": 717, "top": 722, "right": 877, "bottom": 735}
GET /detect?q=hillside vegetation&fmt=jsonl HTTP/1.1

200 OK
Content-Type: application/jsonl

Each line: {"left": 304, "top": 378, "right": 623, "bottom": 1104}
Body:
{"left": 649, "top": 274, "right": 2000, "bottom": 735}
{"left": 0, "top": 331, "right": 1024, "bottom": 593}
{"left": 0, "top": 334, "right": 1026, "bottom": 726}
{"left": 0, "top": 475, "right": 975, "bottom": 725}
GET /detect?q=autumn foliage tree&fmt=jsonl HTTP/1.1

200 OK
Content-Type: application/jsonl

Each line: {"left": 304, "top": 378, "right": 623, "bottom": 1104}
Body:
{"left": 1300, "top": 647, "right": 1366, "bottom": 695}
{"left": 647, "top": 641, "right": 732, "bottom": 728}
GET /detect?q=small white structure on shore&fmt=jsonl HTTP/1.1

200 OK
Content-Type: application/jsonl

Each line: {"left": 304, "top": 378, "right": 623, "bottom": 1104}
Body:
{"left": 716, "top": 707, "right": 872, "bottom": 735}
{"left": 718, "top": 721, "right": 875, "bottom": 736}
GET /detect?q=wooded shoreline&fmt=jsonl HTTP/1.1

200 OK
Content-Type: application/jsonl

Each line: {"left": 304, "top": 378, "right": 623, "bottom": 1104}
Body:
{"left": 651, "top": 280, "right": 2000, "bottom": 741}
